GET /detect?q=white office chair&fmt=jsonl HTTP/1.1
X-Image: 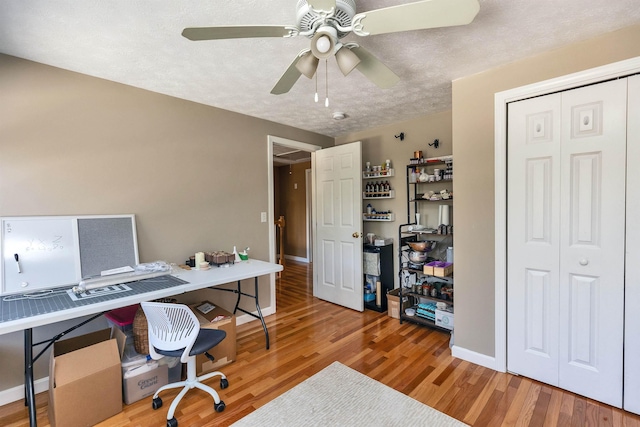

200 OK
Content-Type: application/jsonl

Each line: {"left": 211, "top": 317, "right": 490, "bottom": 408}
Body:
{"left": 141, "top": 301, "right": 228, "bottom": 427}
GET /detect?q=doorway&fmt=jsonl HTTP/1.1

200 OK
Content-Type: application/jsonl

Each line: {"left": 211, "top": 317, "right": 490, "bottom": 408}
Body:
{"left": 267, "top": 136, "right": 321, "bottom": 270}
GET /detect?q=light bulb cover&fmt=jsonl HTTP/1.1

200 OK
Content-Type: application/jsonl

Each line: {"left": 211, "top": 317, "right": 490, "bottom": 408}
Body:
{"left": 335, "top": 46, "right": 361, "bottom": 76}
{"left": 295, "top": 51, "right": 319, "bottom": 79}
{"left": 310, "top": 26, "right": 337, "bottom": 60}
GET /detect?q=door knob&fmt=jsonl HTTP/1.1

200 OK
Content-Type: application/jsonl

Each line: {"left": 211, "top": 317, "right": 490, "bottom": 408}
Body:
{"left": 353, "top": 232, "right": 360, "bottom": 238}
{"left": 579, "top": 258, "right": 589, "bottom": 266}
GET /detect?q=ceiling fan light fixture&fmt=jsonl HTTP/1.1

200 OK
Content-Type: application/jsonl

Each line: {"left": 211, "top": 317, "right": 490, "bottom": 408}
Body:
{"left": 335, "top": 46, "right": 361, "bottom": 76}
{"left": 310, "top": 25, "right": 337, "bottom": 59}
{"left": 184, "top": 0, "right": 481, "bottom": 97}
{"left": 295, "top": 51, "right": 319, "bottom": 79}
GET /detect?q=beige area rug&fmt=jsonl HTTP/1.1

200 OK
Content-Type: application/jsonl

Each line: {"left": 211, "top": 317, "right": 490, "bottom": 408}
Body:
{"left": 231, "top": 361, "right": 468, "bottom": 427}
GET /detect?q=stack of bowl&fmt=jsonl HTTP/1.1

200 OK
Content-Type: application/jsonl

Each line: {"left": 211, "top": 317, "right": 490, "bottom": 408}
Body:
{"left": 407, "top": 241, "right": 437, "bottom": 264}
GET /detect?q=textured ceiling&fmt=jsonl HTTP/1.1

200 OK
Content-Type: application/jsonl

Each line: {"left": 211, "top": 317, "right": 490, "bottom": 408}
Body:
{"left": 1, "top": 0, "right": 639, "bottom": 138}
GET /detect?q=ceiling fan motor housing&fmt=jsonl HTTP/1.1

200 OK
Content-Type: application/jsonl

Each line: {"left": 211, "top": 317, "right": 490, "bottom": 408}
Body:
{"left": 296, "top": 0, "right": 356, "bottom": 39}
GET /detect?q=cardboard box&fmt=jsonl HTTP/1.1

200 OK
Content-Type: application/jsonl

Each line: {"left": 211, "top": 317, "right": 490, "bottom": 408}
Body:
{"left": 386, "top": 288, "right": 412, "bottom": 319}
{"left": 189, "top": 302, "right": 236, "bottom": 375}
{"left": 423, "top": 261, "right": 454, "bottom": 277}
{"left": 48, "top": 329, "right": 122, "bottom": 427}
{"left": 113, "top": 328, "right": 170, "bottom": 405}
{"left": 122, "top": 360, "right": 168, "bottom": 404}
{"left": 435, "top": 309, "right": 454, "bottom": 330}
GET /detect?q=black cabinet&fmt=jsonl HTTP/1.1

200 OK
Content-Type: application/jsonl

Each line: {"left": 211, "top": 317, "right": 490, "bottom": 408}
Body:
{"left": 363, "top": 243, "right": 394, "bottom": 312}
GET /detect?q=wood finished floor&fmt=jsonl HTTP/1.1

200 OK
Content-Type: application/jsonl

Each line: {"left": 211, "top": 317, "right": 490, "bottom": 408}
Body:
{"left": 2, "top": 260, "right": 640, "bottom": 426}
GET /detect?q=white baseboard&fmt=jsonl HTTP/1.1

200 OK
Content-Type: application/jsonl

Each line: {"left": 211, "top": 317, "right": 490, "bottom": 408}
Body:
{"left": 0, "top": 377, "right": 49, "bottom": 407}
{"left": 452, "top": 344, "right": 503, "bottom": 372}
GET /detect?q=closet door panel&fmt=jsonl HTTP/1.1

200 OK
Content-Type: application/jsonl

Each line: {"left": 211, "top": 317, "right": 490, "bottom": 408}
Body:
{"left": 507, "top": 94, "right": 561, "bottom": 385}
{"left": 558, "top": 78, "right": 627, "bottom": 407}
{"left": 624, "top": 74, "right": 640, "bottom": 414}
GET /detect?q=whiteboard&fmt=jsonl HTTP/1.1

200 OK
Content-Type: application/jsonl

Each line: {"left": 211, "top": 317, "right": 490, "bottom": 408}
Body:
{"left": 1, "top": 215, "right": 139, "bottom": 295}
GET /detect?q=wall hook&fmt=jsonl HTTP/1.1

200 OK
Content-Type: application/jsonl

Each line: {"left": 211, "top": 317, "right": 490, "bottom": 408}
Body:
{"left": 429, "top": 139, "right": 440, "bottom": 149}
{"left": 395, "top": 132, "right": 405, "bottom": 141}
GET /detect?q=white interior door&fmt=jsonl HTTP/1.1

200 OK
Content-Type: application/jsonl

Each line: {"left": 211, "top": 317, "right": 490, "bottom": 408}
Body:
{"left": 625, "top": 74, "right": 640, "bottom": 413}
{"left": 557, "top": 78, "right": 626, "bottom": 407}
{"left": 507, "top": 78, "right": 627, "bottom": 406}
{"left": 313, "top": 141, "right": 363, "bottom": 311}
{"left": 507, "top": 93, "right": 562, "bottom": 386}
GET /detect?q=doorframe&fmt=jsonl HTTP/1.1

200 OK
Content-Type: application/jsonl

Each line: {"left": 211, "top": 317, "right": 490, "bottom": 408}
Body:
{"left": 493, "top": 56, "right": 640, "bottom": 372}
{"left": 305, "top": 168, "right": 313, "bottom": 262}
{"left": 267, "top": 136, "right": 322, "bottom": 294}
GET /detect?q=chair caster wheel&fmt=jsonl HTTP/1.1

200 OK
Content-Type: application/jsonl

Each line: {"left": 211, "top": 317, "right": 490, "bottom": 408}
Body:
{"left": 152, "top": 397, "right": 163, "bottom": 410}
{"left": 220, "top": 378, "right": 229, "bottom": 389}
{"left": 215, "top": 400, "right": 226, "bottom": 412}
{"left": 167, "top": 417, "right": 178, "bottom": 427}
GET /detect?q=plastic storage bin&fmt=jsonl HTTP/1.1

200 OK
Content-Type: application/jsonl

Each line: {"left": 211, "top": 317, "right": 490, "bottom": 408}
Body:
{"left": 105, "top": 304, "right": 139, "bottom": 334}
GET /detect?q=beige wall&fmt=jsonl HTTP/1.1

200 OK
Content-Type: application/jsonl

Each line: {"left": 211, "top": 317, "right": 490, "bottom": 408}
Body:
{"left": 336, "top": 110, "right": 453, "bottom": 280}
{"left": 0, "top": 54, "right": 333, "bottom": 390}
{"left": 452, "top": 24, "right": 640, "bottom": 357}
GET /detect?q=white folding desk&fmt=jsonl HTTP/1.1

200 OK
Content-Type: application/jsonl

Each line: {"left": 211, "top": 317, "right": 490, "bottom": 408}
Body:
{"left": 0, "top": 259, "right": 282, "bottom": 427}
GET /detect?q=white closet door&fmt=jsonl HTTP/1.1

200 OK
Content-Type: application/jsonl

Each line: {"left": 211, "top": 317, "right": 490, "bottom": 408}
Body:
{"left": 558, "top": 79, "right": 627, "bottom": 407}
{"left": 508, "top": 78, "right": 627, "bottom": 407}
{"left": 625, "top": 74, "right": 640, "bottom": 413}
{"left": 507, "top": 93, "right": 562, "bottom": 386}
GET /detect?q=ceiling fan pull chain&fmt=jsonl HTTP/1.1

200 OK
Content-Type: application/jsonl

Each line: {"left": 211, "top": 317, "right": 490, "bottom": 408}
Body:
{"left": 315, "top": 70, "right": 319, "bottom": 103}
{"left": 325, "top": 60, "right": 329, "bottom": 108}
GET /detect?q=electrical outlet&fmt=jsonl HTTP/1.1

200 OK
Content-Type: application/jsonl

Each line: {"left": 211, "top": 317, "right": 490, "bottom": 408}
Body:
{"left": 261, "top": 212, "right": 267, "bottom": 223}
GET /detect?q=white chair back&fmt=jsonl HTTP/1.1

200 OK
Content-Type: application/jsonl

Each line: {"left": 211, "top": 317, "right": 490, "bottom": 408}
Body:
{"left": 141, "top": 302, "right": 200, "bottom": 363}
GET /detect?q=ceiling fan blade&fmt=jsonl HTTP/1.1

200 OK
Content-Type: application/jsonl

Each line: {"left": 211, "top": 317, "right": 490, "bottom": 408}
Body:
{"left": 271, "top": 54, "right": 306, "bottom": 95}
{"left": 307, "top": 0, "right": 336, "bottom": 12}
{"left": 352, "top": 0, "right": 480, "bottom": 36}
{"left": 350, "top": 46, "right": 400, "bottom": 89}
{"left": 182, "top": 25, "right": 294, "bottom": 41}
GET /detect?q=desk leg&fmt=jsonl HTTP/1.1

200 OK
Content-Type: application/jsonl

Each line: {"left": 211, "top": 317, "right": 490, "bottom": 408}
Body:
{"left": 211, "top": 277, "right": 270, "bottom": 350}
{"left": 24, "top": 328, "right": 37, "bottom": 427}
{"left": 251, "top": 277, "right": 269, "bottom": 350}
{"left": 231, "top": 278, "right": 270, "bottom": 350}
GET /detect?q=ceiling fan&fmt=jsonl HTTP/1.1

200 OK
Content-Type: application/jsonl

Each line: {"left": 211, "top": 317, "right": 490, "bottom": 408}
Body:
{"left": 182, "top": 0, "right": 480, "bottom": 96}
